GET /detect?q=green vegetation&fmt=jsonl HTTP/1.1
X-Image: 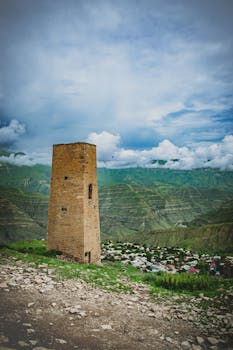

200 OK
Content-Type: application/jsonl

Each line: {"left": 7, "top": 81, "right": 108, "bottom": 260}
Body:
{"left": 0, "top": 160, "right": 51, "bottom": 194}
{"left": 144, "top": 272, "right": 220, "bottom": 292}
{"left": 99, "top": 183, "right": 233, "bottom": 239}
{"left": 0, "top": 187, "right": 48, "bottom": 244}
{"left": 1, "top": 240, "right": 232, "bottom": 297}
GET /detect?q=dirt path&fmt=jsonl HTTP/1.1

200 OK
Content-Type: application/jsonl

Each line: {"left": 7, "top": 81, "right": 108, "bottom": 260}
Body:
{"left": 0, "top": 257, "right": 232, "bottom": 350}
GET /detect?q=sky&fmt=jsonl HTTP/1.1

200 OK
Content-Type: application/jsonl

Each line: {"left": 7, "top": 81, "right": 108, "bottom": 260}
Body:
{"left": 0, "top": 0, "right": 233, "bottom": 169}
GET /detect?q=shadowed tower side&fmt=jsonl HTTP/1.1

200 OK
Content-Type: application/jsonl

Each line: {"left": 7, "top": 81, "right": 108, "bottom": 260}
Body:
{"left": 47, "top": 142, "right": 101, "bottom": 264}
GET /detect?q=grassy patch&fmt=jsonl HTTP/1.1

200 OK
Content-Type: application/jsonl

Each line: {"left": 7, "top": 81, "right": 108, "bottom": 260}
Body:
{"left": 6, "top": 239, "right": 59, "bottom": 257}
{"left": 143, "top": 272, "right": 220, "bottom": 293}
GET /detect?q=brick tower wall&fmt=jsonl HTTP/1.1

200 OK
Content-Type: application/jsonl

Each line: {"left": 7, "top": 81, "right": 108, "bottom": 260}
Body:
{"left": 47, "top": 142, "right": 101, "bottom": 264}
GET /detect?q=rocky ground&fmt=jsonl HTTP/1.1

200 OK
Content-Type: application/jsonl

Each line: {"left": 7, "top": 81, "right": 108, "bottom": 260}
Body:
{"left": 0, "top": 255, "right": 233, "bottom": 350}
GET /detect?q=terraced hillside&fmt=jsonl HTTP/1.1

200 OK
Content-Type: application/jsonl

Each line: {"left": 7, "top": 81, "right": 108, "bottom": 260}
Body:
{"left": 132, "top": 223, "right": 233, "bottom": 253}
{"left": 98, "top": 184, "right": 233, "bottom": 239}
{"left": 0, "top": 161, "right": 50, "bottom": 194}
{"left": 0, "top": 196, "right": 43, "bottom": 244}
{"left": 0, "top": 187, "right": 48, "bottom": 243}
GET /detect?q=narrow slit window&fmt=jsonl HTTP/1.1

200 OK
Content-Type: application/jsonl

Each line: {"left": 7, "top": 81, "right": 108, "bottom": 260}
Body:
{"left": 64, "top": 176, "right": 68, "bottom": 180}
{"left": 88, "top": 184, "right": 93, "bottom": 199}
{"left": 85, "top": 251, "right": 91, "bottom": 263}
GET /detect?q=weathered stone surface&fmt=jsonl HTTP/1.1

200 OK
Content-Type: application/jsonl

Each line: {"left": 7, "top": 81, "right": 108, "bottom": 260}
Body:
{"left": 47, "top": 142, "right": 101, "bottom": 264}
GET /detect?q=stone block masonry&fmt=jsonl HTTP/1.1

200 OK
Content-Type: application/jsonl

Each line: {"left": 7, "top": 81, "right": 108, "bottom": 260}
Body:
{"left": 47, "top": 142, "right": 101, "bottom": 264}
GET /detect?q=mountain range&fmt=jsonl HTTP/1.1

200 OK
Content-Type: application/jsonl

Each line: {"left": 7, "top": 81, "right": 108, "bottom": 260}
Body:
{"left": 0, "top": 149, "right": 233, "bottom": 252}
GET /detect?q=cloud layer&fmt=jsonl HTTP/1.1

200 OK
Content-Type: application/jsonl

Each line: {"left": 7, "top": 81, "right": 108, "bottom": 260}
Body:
{"left": 1, "top": 132, "right": 232, "bottom": 170}
{"left": 87, "top": 131, "right": 233, "bottom": 170}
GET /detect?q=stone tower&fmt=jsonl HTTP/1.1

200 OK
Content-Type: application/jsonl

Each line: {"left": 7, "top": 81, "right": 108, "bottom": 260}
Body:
{"left": 47, "top": 142, "right": 101, "bottom": 264}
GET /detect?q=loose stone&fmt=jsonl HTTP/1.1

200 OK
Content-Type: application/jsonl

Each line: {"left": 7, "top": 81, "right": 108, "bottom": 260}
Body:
{"left": 207, "top": 337, "right": 219, "bottom": 345}
{"left": 196, "top": 336, "right": 204, "bottom": 345}
{"left": 101, "top": 324, "right": 112, "bottom": 330}
{"left": 55, "top": 339, "right": 67, "bottom": 344}
{"left": 181, "top": 340, "right": 191, "bottom": 349}
{"left": 18, "top": 340, "right": 30, "bottom": 347}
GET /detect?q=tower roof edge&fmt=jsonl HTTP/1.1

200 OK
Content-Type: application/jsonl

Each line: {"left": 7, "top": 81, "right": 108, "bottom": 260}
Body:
{"left": 53, "top": 142, "right": 96, "bottom": 147}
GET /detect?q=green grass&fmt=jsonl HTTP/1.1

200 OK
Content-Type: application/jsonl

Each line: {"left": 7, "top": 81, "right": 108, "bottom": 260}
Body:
{"left": 1, "top": 239, "right": 232, "bottom": 297}
{"left": 6, "top": 239, "right": 58, "bottom": 257}
{"left": 144, "top": 272, "right": 220, "bottom": 292}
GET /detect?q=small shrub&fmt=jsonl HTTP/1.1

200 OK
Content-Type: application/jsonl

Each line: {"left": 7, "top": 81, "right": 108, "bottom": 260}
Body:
{"left": 144, "top": 272, "right": 219, "bottom": 292}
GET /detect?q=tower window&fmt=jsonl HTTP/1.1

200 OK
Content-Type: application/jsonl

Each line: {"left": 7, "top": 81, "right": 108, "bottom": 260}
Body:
{"left": 61, "top": 207, "right": 67, "bottom": 212}
{"left": 64, "top": 176, "right": 68, "bottom": 180}
{"left": 88, "top": 184, "right": 93, "bottom": 199}
{"left": 85, "top": 251, "right": 91, "bottom": 263}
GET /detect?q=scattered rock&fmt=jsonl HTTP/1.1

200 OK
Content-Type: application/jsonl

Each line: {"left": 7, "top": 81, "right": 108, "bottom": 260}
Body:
{"left": 67, "top": 305, "right": 81, "bottom": 314}
{"left": 27, "top": 329, "right": 35, "bottom": 334}
{"left": 101, "top": 324, "right": 112, "bottom": 330}
{"left": 55, "top": 339, "right": 67, "bottom": 344}
{"left": 181, "top": 340, "right": 191, "bottom": 349}
{"left": 196, "top": 336, "right": 204, "bottom": 345}
{"left": 18, "top": 340, "right": 30, "bottom": 347}
{"left": 29, "top": 341, "right": 38, "bottom": 346}
{"left": 27, "top": 302, "right": 35, "bottom": 308}
{"left": 165, "top": 337, "right": 173, "bottom": 343}
{"left": 207, "top": 337, "right": 219, "bottom": 346}
{"left": 192, "top": 345, "right": 202, "bottom": 350}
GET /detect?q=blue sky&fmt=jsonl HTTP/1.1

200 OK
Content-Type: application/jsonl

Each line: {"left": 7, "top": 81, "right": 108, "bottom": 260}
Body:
{"left": 0, "top": 0, "right": 233, "bottom": 168}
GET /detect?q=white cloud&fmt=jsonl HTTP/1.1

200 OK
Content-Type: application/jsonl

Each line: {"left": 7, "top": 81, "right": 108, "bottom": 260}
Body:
{"left": 86, "top": 131, "right": 233, "bottom": 170}
{"left": 0, "top": 151, "right": 51, "bottom": 166}
{"left": 0, "top": 119, "right": 25, "bottom": 145}
{"left": 86, "top": 131, "right": 120, "bottom": 161}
